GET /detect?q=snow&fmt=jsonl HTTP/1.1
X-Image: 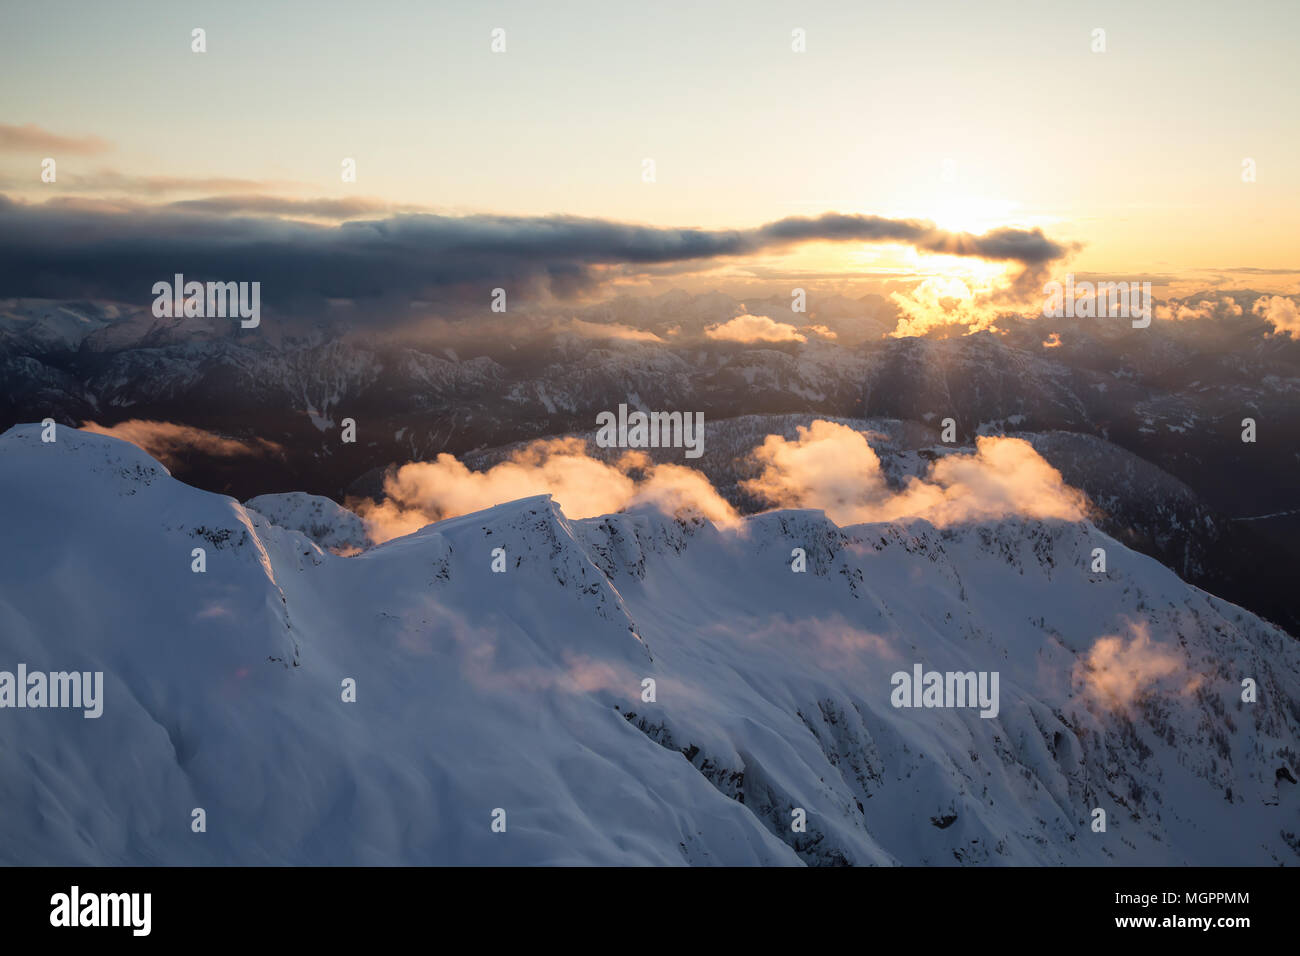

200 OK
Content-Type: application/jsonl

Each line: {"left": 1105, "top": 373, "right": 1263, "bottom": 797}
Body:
{"left": 0, "top": 424, "right": 1295, "bottom": 865}
{"left": 306, "top": 409, "right": 333, "bottom": 432}
{"left": 0, "top": 302, "right": 114, "bottom": 350}
{"left": 245, "top": 492, "right": 368, "bottom": 555}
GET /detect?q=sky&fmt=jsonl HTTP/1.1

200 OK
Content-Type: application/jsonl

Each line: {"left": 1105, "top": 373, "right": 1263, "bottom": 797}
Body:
{"left": 2, "top": 0, "right": 1298, "bottom": 306}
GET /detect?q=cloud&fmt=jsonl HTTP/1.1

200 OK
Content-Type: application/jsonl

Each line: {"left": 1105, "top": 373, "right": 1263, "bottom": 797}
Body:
{"left": 356, "top": 436, "right": 737, "bottom": 544}
{"left": 705, "top": 313, "right": 806, "bottom": 343}
{"left": 1043, "top": 332, "right": 1062, "bottom": 349}
{"left": 168, "top": 194, "right": 426, "bottom": 218}
{"left": 709, "top": 613, "right": 898, "bottom": 669}
{"left": 1251, "top": 294, "right": 1300, "bottom": 335}
{"left": 741, "top": 420, "right": 892, "bottom": 519}
{"left": 390, "top": 600, "right": 643, "bottom": 697}
{"left": 1156, "top": 294, "right": 1244, "bottom": 322}
{"left": 757, "top": 214, "right": 1070, "bottom": 266}
{"left": 889, "top": 276, "right": 1003, "bottom": 338}
{"left": 0, "top": 196, "right": 1074, "bottom": 319}
{"left": 741, "top": 419, "right": 1088, "bottom": 526}
{"left": 357, "top": 420, "right": 1090, "bottom": 545}
{"left": 1072, "top": 623, "right": 1195, "bottom": 709}
{"left": 562, "top": 317, "right": 665, "bottom": 342}
{"left": 11, "top": 172, "right": 298, "bottom": 197}
{"left": 625, "top": 461, "right": 733, "bottom": 520}
{"left": 0, "top": 123, "right": 110, "bottom": 155}
{"left": 79, "top": 420, "right": 282, "bottom": 468}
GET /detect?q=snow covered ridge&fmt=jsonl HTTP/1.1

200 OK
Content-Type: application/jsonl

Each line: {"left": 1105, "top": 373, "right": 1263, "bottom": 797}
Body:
{"left": 0, "top": 423, "right": 1296, "bottom": 865}
{"left": 243, "top": 492, "right": 367, "bottom": 555}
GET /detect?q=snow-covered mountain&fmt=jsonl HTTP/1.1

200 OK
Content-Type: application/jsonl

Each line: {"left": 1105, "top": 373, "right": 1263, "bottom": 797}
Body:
{"left": 0, "top": 424, "right": 1296, "bottom": 865}
{"left": 244, "top": 492, "right": 368, "bottom": 555}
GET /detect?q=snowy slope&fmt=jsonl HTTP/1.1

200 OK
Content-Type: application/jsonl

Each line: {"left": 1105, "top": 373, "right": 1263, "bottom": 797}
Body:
{"left": 0, "top": 300, "right": 118, "bottom": 353}
{"left": 244, "top": 492, "right": 368, "bottom": 555}
{"left": 0, "top": 424, "right": 1295, "bottom": 865}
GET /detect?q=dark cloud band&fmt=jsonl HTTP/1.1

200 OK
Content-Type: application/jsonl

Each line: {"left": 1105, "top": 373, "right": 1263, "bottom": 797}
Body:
{"left": 0, "top": 196, "right": 1072, "bottom": 314}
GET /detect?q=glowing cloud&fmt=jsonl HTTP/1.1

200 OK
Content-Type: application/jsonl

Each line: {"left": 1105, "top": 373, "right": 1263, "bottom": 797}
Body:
{"left": 705, "top": 314, "right": 807, "bottom": 344}
{"left": 359, "top": 421, "right": 1091, "bottom": 545}
{"left": 356, "top": 437, "right": 737, "bottom": 543}
{"left": 79, "top": 420, "right": 282, "bottom": 468}
{"left": 1155, "top": 295, "right": 1244, "bottom": 322}
{"left": 1251, "top": 294, "right": 1300, "bottom": 335}
{"left": 887, "top": 270, "right": 1016, "bottom": 338}
{"left": 741, "top": 420, "right": 1088, "bottom": 527}
{"left": 1073, "top": 623, "right": 1193, "bottom": 709}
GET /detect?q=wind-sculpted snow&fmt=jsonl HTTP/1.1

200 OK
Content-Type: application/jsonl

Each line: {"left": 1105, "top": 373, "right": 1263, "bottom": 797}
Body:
{"left": 245, "top": 492, "right": 368, "bottom": 555}
{"left": 0, "top": 425, "right": 1295, "bottom": 865}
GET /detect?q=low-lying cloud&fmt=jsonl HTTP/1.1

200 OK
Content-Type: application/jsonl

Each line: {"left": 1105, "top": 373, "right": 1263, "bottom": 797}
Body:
{"left": 1073, "top": 623, "right": 1196, "bottom": 709}
{"left": 356, "top": 438, "right": 738, "bottom": 544}
{"left": 1156, "top": 294, "right": 1244, "bottom": 322}
{"left": 741, "top": 420, "right": 1088, "bottom": 526}
{"left": 889, "top": 276, "right": 1003, "bottom": 338}
{"left": 563, "top": 317, "right": 666, "bottom": 343}
{"left": 1251, "top": 294, "right": 1300, "bottom": 335}
{"left": 705, "top": 313, "right": 807, "bottom": 343}
{"left": 357, "top": 419, "right": 1089, "bottom": 544}
{"left": 80, "top": 419, "right": 282, "bottom": 468}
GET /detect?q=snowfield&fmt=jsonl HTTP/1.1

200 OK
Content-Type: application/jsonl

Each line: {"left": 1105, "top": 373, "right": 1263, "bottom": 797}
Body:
{"left": 0, "top": 424, "right": 1295, "bottom": 865}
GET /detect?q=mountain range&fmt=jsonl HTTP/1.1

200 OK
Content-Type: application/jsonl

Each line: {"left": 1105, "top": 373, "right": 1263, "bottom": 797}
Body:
{"left": 0, "top": 424, "right": 1295, "bottom": 865}
{"left": 3, "top": 290, "right": 1296, "bottom": 633}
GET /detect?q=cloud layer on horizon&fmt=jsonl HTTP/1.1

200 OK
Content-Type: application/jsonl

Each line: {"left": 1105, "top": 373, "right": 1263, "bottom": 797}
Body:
{"left": 0, "top": 196, "right": 1073, "bottom": 321}
{"left": 0, "top": 122, "right": 110, "bottom": 155}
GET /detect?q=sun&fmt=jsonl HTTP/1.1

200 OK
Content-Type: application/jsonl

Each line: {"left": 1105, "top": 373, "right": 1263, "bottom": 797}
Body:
{"left": 923, "top": 196, "right": 1021, "bottom": 234}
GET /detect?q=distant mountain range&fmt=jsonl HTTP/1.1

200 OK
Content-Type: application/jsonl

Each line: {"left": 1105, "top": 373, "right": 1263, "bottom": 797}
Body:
{"left": 2, "top": 290, "right": 1298, "bottom": 633}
